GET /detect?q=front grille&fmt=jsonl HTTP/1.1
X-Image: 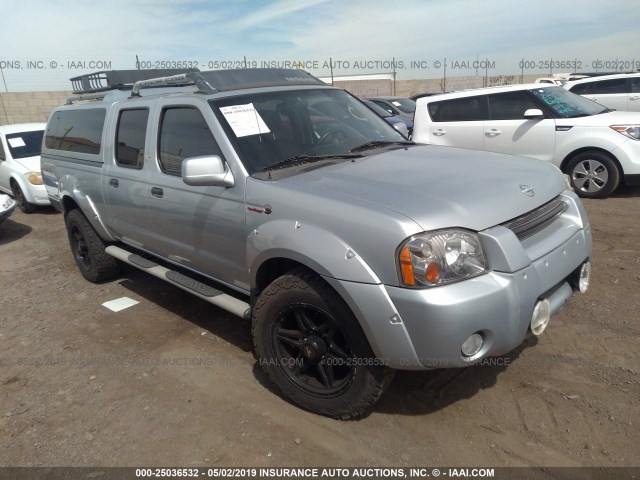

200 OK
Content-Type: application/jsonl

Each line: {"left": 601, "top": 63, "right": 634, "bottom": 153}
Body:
{"left": 503, "top": 196, "right": 567, "bottom": 241}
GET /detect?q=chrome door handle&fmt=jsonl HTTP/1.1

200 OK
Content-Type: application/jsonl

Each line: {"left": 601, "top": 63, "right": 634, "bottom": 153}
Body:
{"left": 485, "top": 129, "right": 501, "bottom": 137}
{"left": 432, "top": 129, "right": 446, "bottom": 136}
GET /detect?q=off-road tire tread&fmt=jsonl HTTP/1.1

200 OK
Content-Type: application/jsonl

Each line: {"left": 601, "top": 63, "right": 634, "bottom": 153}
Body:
{"left": 65, "top": 209, "right": 122, "bottom": 283}
{"left": 252, "top": 267, "right": 394, "bottom": 420}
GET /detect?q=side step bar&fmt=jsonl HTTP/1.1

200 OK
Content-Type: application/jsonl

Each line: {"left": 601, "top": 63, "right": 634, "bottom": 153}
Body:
{"left": 105, "top": 245, "right": 251, "bottom": 320}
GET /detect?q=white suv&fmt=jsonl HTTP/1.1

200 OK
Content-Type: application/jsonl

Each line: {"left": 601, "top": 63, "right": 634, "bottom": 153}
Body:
{"left": 413, "top": 84, "right": 640, "bottom": 198}
{"left": 564, "top": 72, "right": 640, "bottom": 112}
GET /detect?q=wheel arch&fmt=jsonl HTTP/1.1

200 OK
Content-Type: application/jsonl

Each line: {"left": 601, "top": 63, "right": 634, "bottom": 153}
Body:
{"left": 9, "top": 175, "right": 36, "bottom": 203}
{"left": 61, "top": 195, "right": 81, "bottom": 215}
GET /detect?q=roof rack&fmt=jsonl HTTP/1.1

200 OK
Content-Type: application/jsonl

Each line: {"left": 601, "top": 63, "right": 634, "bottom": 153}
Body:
{"left": 66, "top": 68, "right": 328, "bottom": 103}
{"left": 130, "top": 68, "right": 326, "bottom": 96}
{"left": 70, "top": 69, "right": 200, "bottom": 94}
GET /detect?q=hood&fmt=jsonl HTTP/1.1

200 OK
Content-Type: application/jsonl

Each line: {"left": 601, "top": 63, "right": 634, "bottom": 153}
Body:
{"left": 282, "top": 145, "right": 565, "bottom": 232}
{"left": 14, "top": 155, "right": 41, "bottom": 172}
{"left": 559, "top": 110, "right": 640, "bottom": 127}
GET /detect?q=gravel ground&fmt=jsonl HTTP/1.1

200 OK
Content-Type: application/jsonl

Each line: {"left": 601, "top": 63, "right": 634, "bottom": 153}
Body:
{"left": 0, "top": 187, "right": 638, "bottom": 468}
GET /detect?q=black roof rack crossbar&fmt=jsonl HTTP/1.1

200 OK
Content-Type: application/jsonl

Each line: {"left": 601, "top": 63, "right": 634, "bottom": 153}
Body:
{"left": 70, "top": 69, "right": 200, "bottom": 94}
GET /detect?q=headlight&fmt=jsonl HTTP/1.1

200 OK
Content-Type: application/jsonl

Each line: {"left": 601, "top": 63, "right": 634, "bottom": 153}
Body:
{"left": 398, "top": 229, "right": 486, "bottom": 287}
{"left": 25, "top": 172, "right": 43, "bottom": 185}
{"left": 610, "top": 125, "right": 640, "bottom": 140}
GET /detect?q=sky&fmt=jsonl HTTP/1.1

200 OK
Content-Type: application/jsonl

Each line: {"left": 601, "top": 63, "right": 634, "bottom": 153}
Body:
{"left": 1, "top": 0, "right": 639, "bottom": 91}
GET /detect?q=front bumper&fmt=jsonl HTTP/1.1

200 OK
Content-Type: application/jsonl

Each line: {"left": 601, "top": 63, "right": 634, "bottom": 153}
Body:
{"left": 385, "top": 226, "right": 590, "bottom": 368}
{"left": 24, "top": 183, "right": 51, "bottom": 205}
{"left": 325, "top": 193, "right": 592, "bottom": 370}
{"left": 0, "top": 201, "right": 17, "bottom": 224}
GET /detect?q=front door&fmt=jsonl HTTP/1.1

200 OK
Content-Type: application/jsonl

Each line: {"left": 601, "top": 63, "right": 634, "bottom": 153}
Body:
{"left": 143, "top": 101, "right": 249, "bottom": 290}
{"left": 483, "top": 91, "right": 556, "bottom": 162}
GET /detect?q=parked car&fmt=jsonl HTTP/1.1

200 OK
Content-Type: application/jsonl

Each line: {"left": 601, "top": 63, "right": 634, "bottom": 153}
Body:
{"left": 564, "top": 72, "right": 640, "bottom": 112}
{"left": 365, "top": 96, "right": 416, "bottom": 122}
{"left": 535, "top": 78, "right": 567, "bottom": 86}
{"left": 42, "top": 69, "right": 592, "bottom": 418}
{"left": 362, "top": 99, "right": 412, "bottom": 137}
{"left": 409, "top": 92, "right": 444, "bottom": 101}
{"left": 413, "top": 84, "right": 640, "bottom": 198}
{"left": 0, "top": 193, "right": 17, "bottom": 226}
{"left": 0, "top": 123, "right": 49, "bottom": 213}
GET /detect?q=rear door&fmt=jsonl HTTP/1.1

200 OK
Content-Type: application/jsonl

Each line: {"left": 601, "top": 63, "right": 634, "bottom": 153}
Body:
{"left": 421, "top": 96, "right": 486, "bottom": 150}
{"left": 103, "top": 105, "right": 157, "bottom": 249}
{"left": 483, "top": 90, "right": 556, "bottom": 162}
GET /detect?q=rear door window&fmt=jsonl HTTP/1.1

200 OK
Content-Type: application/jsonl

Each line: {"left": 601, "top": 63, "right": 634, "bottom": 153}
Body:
{"left": 589, "top": 78, "right": 628, "bottom": 94}
{"left": 428, "top": 97, "right": 487, "bottom": 122}
{"left": 115, "top": 109, "right": 149, "bottom": 169}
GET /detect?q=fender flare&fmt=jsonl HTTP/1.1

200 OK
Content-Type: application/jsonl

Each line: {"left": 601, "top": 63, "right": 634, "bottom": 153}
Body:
{"left": 248, "top": 219, "right": 381, "bottom": 286}
{"left": 59, "top": 174, "right": 116, "bottom": 242}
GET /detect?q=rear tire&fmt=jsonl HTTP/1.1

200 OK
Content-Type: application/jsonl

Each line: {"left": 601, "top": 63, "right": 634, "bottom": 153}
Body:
{"left": 65, "top": 209, "right": 122, "bottom": 282}
{"left": 566, "top": 151, "right": 620, "bottom": 199}
{"left": 252, "top": 268, "right": 394, "bottom": 419}
{"left": 11, "top": 182, "right": 36, "bottom": 214}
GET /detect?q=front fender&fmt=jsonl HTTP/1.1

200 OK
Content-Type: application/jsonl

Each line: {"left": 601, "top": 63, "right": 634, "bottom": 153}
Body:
{"left": 247, "top": 219, "right": 381, "bottom": 285}
{"left": 247, "top": 219, "right": 422, "bottom": 367}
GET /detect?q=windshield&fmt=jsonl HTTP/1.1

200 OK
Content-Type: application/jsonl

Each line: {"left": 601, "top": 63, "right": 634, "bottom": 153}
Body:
{"left": 5, "top": 130, "right": 44, "bottom": 159}
{"left": 211, "top": 88, "right": 408, "bottom": 173}
{"left": 529, "top": 86, "right": 609, "bottom": 118}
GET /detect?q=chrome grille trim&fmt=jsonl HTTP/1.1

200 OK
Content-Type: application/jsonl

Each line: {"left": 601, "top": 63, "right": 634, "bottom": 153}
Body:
{"left": 503, "top": 196, "right": 567, "bottom": 241}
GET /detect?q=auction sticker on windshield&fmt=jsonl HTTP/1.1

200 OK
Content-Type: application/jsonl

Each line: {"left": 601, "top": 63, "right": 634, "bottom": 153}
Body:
{"left": 219, "top": 103, "right": 271, "bottom": 137}
{"left": 8, "top": 137, "right": 26, "bottom": 148}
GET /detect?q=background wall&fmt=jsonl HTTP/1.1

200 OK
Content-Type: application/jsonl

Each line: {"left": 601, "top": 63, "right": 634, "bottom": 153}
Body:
{"left": 0, "top": 91, "right": 71, "bottom": 125}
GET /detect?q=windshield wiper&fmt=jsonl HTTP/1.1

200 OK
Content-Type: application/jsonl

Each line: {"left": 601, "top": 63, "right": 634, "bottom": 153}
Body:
{"left": 262, "top": 153, "right": 363, "bottom": 172}
{"left": 349, "top": 140, "right": 414, "bottom": 152}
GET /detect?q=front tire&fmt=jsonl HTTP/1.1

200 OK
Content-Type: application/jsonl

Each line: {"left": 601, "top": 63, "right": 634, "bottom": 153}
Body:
{"left": 566, "top": 151, "right": 621, "bottom": 199}
{"left": 11, "top": 182, "right": 36, "bottom": 214}
{"left": 65, "top": 209, "right": 122, "bottom": 282}
{"left": 252, "top": 268, "right": 394, "bottom": 419}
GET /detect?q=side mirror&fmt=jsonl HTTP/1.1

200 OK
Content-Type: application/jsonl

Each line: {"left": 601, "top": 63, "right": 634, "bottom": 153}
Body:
{"left": 524, "top": 109, "right": 545, "bottom": 119}
{"left": 182, "top": 155, "right": 234, "bottom": 187}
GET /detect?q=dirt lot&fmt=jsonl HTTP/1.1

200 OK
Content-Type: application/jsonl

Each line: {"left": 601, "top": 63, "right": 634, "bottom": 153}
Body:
{"left": 1, "top": 187, "right": 638, "bottom": 469}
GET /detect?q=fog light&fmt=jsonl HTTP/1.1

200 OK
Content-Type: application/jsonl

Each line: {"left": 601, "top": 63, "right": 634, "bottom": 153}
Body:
{"left": 530, "top": 299, "right": 551, "bottom": 336}
{"left": 461, "top": 333, "right": 483, "bottom": 357}
{"left": 578, "top": 261, "right": 591, "bottom": 294}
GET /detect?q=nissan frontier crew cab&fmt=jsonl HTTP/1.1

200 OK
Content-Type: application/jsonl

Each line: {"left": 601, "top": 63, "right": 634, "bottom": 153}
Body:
{"left": 42, "top": 69, "right": 593, "bottom": 419}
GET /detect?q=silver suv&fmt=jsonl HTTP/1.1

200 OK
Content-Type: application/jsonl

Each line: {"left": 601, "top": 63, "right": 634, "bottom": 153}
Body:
{"left": 42, "top": 69, "right": 593, "bottom": 418}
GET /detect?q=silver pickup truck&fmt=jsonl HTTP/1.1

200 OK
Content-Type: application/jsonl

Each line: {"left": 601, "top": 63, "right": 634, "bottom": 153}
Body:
{"left": 41, "top": 69, "right": 592, "bottom": 419}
